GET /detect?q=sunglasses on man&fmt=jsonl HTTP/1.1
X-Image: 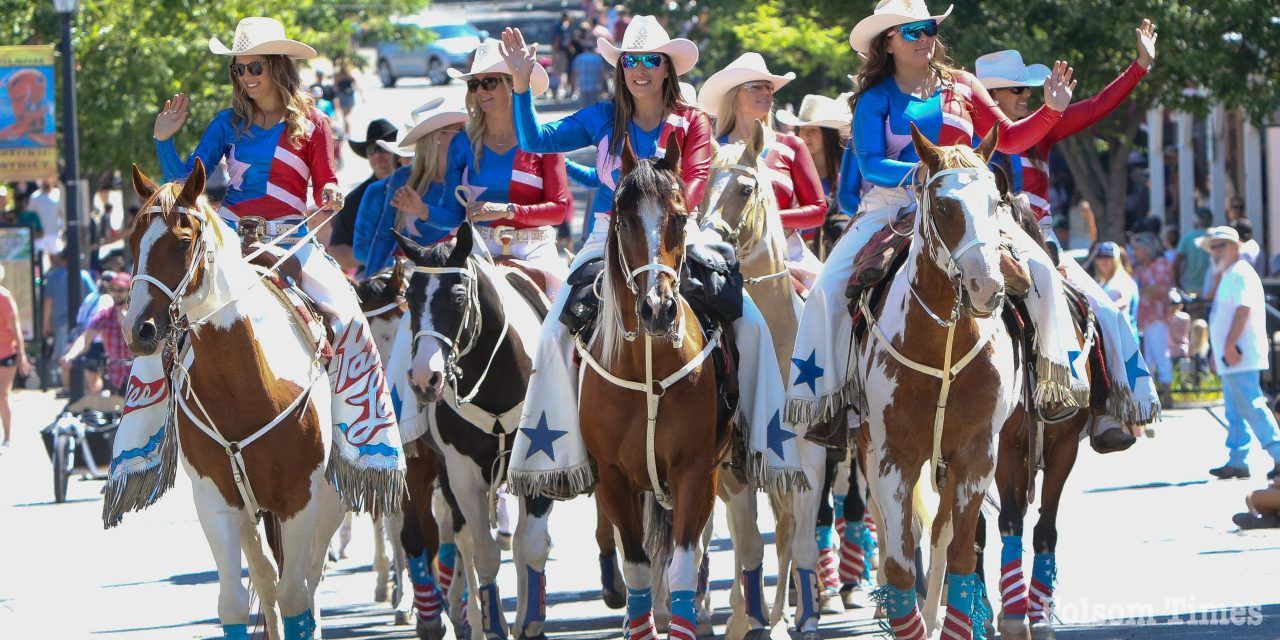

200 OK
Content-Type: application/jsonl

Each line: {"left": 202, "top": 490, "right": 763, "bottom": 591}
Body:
{"left": 467, "top": 76, "right": 506, "bottom": 93}
{"left": 895, "top": 19, "right": 939, "bottom": 42}
{"left": 229, "top": 61, "right": 268, "bottom": 77}
{"left": 621, "top": 53, "right": 664, "bottom": 70}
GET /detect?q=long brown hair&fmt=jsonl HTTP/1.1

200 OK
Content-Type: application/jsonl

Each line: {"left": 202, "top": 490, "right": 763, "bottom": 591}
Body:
{"left": 609, "top": 53, "right": 687, "bottom": 155}
{"left": 229, "top": 54, "right": 313, "bottom": 145}
{"left": 463, "top": 74, "right": 513, "bottom": 171}
{"left": 849, "top": 29, "right": 959, "bottom": 113}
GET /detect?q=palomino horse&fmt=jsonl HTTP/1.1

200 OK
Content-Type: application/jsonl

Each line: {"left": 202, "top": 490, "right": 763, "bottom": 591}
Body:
{"left": 854, "top": 125, "right": 1021, "bottom": 640}
{"left": 579, "top": 135, "right": 730, "bottom": 640}
{"left": 705, "top": 121, "right": 827, "bottom": 640}
{"left": 394, "top": 226, "right": 556, "bottom": 640}
{"left": 124, "top": 161, "right": 343, "bottom": 639}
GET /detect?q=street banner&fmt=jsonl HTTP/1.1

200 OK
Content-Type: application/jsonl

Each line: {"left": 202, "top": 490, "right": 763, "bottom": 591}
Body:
{"left": 0, "top": 225, "right": 37, "bottom": 341}
{"left": 0, "top": 45, "right": 57, "bottom": 181}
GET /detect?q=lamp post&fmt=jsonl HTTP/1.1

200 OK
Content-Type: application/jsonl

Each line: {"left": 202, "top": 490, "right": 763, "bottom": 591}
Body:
{"left": 53, "top": 0, "right": 84, "bottom": 402}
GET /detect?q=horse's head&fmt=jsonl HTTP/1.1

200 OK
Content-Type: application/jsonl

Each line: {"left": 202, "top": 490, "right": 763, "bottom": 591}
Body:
{"left": 909, "top": 123, "right": 1007, "bottom": 317}
{"left": 356, "top": 259, "right": 409, "bottom": 366}
{"left": 610, "top": 134, "right": 689, "bottom": 338}
{"left": 395, "top": 226, "right": 478, "bottom": 405}
{"left": 705, "top": 120, "right": 774, "bottom": 253}
{"left": 125, "top": 160, "right": 218, "bottom": 355}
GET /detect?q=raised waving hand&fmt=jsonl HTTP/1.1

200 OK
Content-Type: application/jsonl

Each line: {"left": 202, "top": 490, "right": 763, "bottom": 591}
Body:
{"left": 1042, "top": 61, "right": 1076, "bottom": 112}
{"left": 498, "top": 27, "right": 539, "bottom": 94}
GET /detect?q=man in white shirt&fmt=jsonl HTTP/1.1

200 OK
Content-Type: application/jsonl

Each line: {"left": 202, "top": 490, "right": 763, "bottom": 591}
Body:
{"left": 29, "top": 179, "right": 65, "bottom": 259}
{"left": 1201, "top": 226, "right": 1280, "bottom": 480}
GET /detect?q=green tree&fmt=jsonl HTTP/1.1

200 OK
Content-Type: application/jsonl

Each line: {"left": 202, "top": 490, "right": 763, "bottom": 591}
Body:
{"left": 2, "top": 0, "right": 429, "bottom": 180}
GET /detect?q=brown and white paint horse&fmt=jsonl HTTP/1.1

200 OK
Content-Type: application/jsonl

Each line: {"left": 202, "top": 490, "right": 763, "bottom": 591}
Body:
{"left": 854, "top": 125, "right": 1020, "bottom": 640}
{"left": 704, "top": 121, "right": 828, "bottom": 639}
{"left": 125, "top": 161, "right": 343, "bottom": 639}
{"left": 580, "top": 136, "right": 730, "bottom": 640}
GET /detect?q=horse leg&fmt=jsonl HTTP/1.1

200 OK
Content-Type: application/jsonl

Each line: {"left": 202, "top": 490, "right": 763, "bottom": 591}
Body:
{"left": 513, "top": 495, "right": 555, "bottom": 640}
{"left": 450, "top": 461, "right": 508, "bottom": 640}
{"left": 1029, "top": 419, "right": 1083, "bottom": 640}
{"left": 921, "top": 498, "right": 954, "bottom": 636}
{"left": 374, "top": 514, "right": 392, "bottom": 602}
{"left": 595, "top": 467, "right": 657, "bottom": 640}
{"left": 666, "top": 464, "right": 720, "bottom": 640}
{"left": 939, "top": 437, "right": 999, "bottom": 640}
{"left": 863, "top": 442, "right": 927, "bottom": 640}
{"left": 239, "top": 517, "right": 283, "bottom": 639}
{"left": 786, "top": 436, "right": 825, "bottom": 638}
{"left": 434, "top": 483, "right": 465, "bottom": 636}
{"left": 304, "top": 473, "right": 346, "bottom": 638}
{"left": 716, "top": 473, "right": 766, "bottom": 640}
{"left": 696, "top": 517, "right": 715, "bottom": 636}
{"left": 189, "top": 473, "right": 257, "bottom": 640}
{"left": 838, "top": 452, "right": 874, "bottom": 608}
{"left": 814, "top": 456, "right": 842, "bottom": 611}
{"left": 331, "top": 511, "right": 354, "bottom": 561}
{"left": 995, "top": 417, "right": 1032, "bottom": 640}
{"left": 597, "top": 493, "right": 627, "bottom": 609}
{"left": 404, "top": 445, "right": 446, "bottom": 635}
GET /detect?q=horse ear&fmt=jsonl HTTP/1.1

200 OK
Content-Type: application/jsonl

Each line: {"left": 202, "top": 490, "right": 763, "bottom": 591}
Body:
{"left": 657, "top": 132, "right": 682, "bottom": 175}
{"left": 391, "top": 229, "right": 428, "bottom": 265}
{"left": 620, "top": 135, "right": 638, "bottom": 177}
{"left": 976, "top": 126, "right": 999, "bottom": 163}
{"left": 177, "top": 158, "right": 207, "bottom": 206}
{"left": 448, "top": 223, "right": 473, "bottom": 267}
{"left": 389, "top": 258, "right": 407, "bottom": 296}
{"left": 909, "top": 122, "right": 941, "bottom": 172}
{"left": 991, "top": 163, "right": 1012, "bottom": 198}
{"left": 131, "top": 164, "right": 159, "bottom": 201}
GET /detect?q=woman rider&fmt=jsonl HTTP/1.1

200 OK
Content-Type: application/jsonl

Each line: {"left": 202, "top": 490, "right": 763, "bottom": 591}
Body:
{"left": 976, "top": 19, "right": 1161, "bottom": 454}
{"left": 498, "top": 16, "right": 798, "bottom": 639}
{"left": 354, "top": 97, "right": 467, "bottom": 274}
{"left": 788, "top": 0, "right": 1084, "bottom": 439}
{"left": 135, "top": 17, "right": 398, "bottom": 640}
{"left": 777, "top": 93, "right": 856, "bottom": 259}
{"left": 434, "top": 40, "right": 572, "bottom": 295}
{"left": 699, "top": 53, "right": 826, "bottom": 290}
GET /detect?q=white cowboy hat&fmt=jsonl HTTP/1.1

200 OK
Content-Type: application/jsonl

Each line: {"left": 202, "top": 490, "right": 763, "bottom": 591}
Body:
{"left": 775, "top": 94, "right": 852, "bottom": 131}
{"left": 398, "top": 97, "right": 468, "bottom": 149}
{"left": 598, "top": 15, "right": 700, "bottom": 76}
{"left": 448, "top": 40, "right": 550, "bottom": 96}
{"left": 208, "top": 17, "right": 317, "bottom": 59}
{"left": 679, "top": 82, "right": 698, "bottom": 106}
{"left": 976, "top": 50, "right": 1051, "bottom": 89}
{"left": 848, "top": 0, "right": 953, "bottom": 54}
{"left": 697, "top": 52, "right": 796, "bottom": 118}
{"left": 1196, "top": 226, "right": 1242, "bottom": 250}
{"left": 376, "top": 139, "right": 414, "bottom": 158}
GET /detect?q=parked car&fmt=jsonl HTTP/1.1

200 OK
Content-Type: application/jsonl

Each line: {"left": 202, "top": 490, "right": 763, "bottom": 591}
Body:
{"left": 376, "top": 16, "right": 486, "bottom": 87}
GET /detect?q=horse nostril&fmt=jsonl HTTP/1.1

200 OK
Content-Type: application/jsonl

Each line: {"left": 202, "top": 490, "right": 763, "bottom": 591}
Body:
{"left": 428, "top": 371, "right": 443, "bottom": 392}
{"left": 138, "top": 319, "right": 158, "bottom": 343}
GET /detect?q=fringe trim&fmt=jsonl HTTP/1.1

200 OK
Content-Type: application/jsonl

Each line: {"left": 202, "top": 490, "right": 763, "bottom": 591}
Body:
{"left": 784, "top": 373, "right": 862, "bottom": 427}
{"left": 1031, "top": 356, "right": 1080, "bottom": 411}
{"left": 101, "top": 418, "right": 179, "bottom": 529}
{"left": 747, "top": 449, "right": 812, "bottom": 494}
{"left": 508, "top": 463, "right": 596, "bottom": 500}
{"left": 325, "top": 447, "right": 406, "bottom": 516}
{"left": 1105, "top": 378, "right": 1162, "bottom": 427}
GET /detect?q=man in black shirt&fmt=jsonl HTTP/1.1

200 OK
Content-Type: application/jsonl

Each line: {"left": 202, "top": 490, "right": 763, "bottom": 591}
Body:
{"left": 329, "top": 119, "right": 399, "bottom": 271}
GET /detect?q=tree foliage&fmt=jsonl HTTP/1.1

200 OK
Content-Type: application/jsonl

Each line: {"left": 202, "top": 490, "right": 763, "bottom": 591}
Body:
{"left": 1, "top": 0, "right": 430, "bottom": 178}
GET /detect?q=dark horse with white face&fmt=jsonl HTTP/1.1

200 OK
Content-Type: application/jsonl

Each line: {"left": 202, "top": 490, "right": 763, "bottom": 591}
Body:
{"left": 394, "top": 226, "right": 555, "bottom": 640}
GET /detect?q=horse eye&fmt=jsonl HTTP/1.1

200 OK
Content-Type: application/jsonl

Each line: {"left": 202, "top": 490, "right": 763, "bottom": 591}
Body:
{"left": 616, "top": 219, "right": 630, "bottom": 231}
{"left": 740, "top": 184, "right": 754, "bottom": 196}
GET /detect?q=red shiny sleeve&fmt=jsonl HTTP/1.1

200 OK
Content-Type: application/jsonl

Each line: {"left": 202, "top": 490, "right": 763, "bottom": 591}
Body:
{"left": 307, "top": 110, "right": 339, "bottom": 206}
{"left": 680, "top": 110, "right": 713, "bottom": 210}
{"left": 1046, "top": 62, "right": 1148, "bottom": 145}
{"left": 510, "top": 153, "right": 572, "bottom": 227}
{"left": 964, "top": 72, "right": 1062, "bottom": 155}
{"left": 777, "top": 135, "right": 827, "bottom": 231}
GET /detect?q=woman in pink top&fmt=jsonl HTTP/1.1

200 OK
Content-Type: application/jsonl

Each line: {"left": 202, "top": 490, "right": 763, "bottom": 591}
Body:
{"left": 0, "top": 265, "right": 31, "bottom": 448}
{"left": 1132, "top": 232, "right": 1174, "bottom": 389}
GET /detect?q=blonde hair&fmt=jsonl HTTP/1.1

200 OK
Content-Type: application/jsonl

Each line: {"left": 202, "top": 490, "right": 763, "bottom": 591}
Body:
{"left": 229, "top": 54, "right": 313, "bottom": 146}
{"left": 464, "top": 75, "right": 512, "bottom": 171}
{"left": 715, "top": 84, "right": 775, "bottom": 140}
{"left": 398, "top": 131, "right": 452, "bottom": 230}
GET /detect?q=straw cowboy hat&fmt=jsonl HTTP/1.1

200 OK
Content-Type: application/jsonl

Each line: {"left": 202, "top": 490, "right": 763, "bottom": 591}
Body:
{"left": 697, "top": 52, "right": 795, "bottom": 118}
{"left": 848, "top": 0, "right": 953, "bottom": 54}
{"left": 976, "top": 50, "right": 1051, "bottom": 89}
{"left": 775, "top": 94, "right": 852, "bottom": 131}
{"left": 392, "top": 98, "right": 468, "bottom": 156}
{"left": 448, "top": 40, "right": 550, "bottom": 96}
{"left": 1196, "top": 226, "right": 1242, "bottom": 250}
{"left": 349, "top": 119, "right": 399, "bottom": 159}
{"left": 598, "top": 15, "right": 700, "bottom": 76}
{"left": 208, "top": 17, "right": 316, "bottom": 59}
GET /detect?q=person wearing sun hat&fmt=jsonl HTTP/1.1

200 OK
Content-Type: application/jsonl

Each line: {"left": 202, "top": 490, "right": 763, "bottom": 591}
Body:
{"left": 497, "top": 18, "right": 798, "bottom": 640}
{"left": 700, "top": 53, "right": 827, "bottom": 291}
{"left": 777, "top": 93, "right": 857, "bottom": 258}
{"left": 354, "top": 98, "right": 468, "bottom": 274}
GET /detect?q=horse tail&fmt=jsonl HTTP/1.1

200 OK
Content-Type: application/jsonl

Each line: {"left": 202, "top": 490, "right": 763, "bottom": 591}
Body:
{"left": 643, "top": 493, "right": 674, "bottom": 568}
{"left": 264, "top": 512, "right": 285, "bottom": 577}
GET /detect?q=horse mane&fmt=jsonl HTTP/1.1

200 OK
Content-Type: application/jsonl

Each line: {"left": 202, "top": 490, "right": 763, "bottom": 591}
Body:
{"left": 135, "top": 182, "right": 226, "bottom": 250}
{"left": 709, "top": 141, "right": 778, "bottom": 256}
{"left": 355, "top": 265, "right": 398, "bottom": 305}
{"left": 934, "top": 145, "right": 987, "bottom": 171}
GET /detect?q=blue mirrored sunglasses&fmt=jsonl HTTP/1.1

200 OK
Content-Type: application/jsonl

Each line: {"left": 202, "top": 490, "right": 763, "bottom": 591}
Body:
{"left": 621, "top": 53, "right": 664, "bottom": 69}
{"left": 897, "top": 19, "right": 939, "bottom": 42}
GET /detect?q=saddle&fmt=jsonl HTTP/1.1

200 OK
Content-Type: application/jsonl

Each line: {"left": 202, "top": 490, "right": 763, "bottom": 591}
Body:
{"left": 239, "top": 237, "right": 334, "bottom": 364}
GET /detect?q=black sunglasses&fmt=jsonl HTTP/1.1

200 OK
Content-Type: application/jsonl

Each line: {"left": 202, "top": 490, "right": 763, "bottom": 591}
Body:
{"left": 229, "top": 61, "right": 268, "bottom": 77}
{"left": 467, "top": 77, "right": 505, "bottom": 93}
{"left": 1006, "top": 86, "right": 1031, "bottom": 95}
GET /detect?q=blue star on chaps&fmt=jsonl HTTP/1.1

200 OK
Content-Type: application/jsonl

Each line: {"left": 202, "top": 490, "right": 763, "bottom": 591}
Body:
{"left": 766, "top": 411, "right": 795, "bottom": 458}
{"left": 1067, "top": 350, "right": 1082, "bottom": 380}
{"left": 521, "top": 412, "right": 568, "bottom": 461}
{"left": 1124, "top": 350, "right": 1150, "bottom": 389}
{"left": 791, "top": 349, "right": 824, "bottom": 394}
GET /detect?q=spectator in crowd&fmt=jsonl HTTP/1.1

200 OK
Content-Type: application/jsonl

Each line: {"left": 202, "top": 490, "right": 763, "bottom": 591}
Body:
{"left": 73, "top": 270, "right": 115, "bottom": 344}
{"left": 331, "top": 118, "right": 399, "bottom": 272}
{"left": 1199, "top": 226, "right": 1280, "bottom": 481}
{"left": 1162, "top": 227, "right": 1179, "bottom": 266}
{"left": 1234, "top": 477, "right": 1280, "bottom": 529}
{"left": 612, "top": 5, "right": 631, "bottom": 43}
{"left": 309, "top": 68, "right": 335, "bottom": 102}
{"left": 311, "top": 85, "right": 335, "bottom": 119}
{"left": 1227, "top": 196, "right": 1245, "bottom": 223}
{"left": 570, "top": 40, "right": 608, "bottom": 105}
{"left": 1175, "top": 208, "right": 1213, "bottom": 297}
{"left": 0, "top": 187, "right": 43, "bottom": 235}
{"left": 29, "top": 178, "right": 64, "bottom": 260}
{"left": 1232, "top": 218, "right": 1260, "bottom": 271}
{"left": 0, "top": 264, "right": 30, "bottom": 450}
{"left": 333, "top": 62, "right": 362, "bottom": 135}
{"left": 41, "top": 249, "right": 95, "bottom": 386}
{"left": 1133, "top": 232, "right": 1175, "bottom": 399}
{"left": 60, "top": 272, "right": 132, "bottom": 395}
{"left": 1094, "top": 241, "right": 1139, "bottom": 333}
{"left": 1167, "top": 289, "right": 1191, "bottom": 361}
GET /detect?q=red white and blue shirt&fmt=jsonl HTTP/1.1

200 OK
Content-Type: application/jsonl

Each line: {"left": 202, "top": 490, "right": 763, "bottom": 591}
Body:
{"left": 155, "top": 107, "right": 337, "bottom": 221}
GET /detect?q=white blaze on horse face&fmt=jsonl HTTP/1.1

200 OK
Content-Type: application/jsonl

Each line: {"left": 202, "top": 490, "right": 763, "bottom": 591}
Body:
{"left": 124, "top": 216, "right": 170, "bottom": 337}
{"left": 409, "top": 278, "right": 447, "bottom": 394}
{"left": 638, "top": 197, "right": 668, "bottom": 298}
{"left": 936, "top": 172, "right": 1004, "bottom": 312}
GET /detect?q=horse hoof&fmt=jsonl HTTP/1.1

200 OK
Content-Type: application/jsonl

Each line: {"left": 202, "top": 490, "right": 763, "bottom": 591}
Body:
{"left": 395, "top": 610, "right": 413, "bottom": 626}
{"left": 873, "top": 603, "right": 887, "bottom": 619}
{"left": 839, "top": 585, "right": 865, "bottom": 610}
{"left": 743, "top": 628, "right": 770, "bottom": 640}
{"left": 375, "top": 585, "right": 389, "bottom": 603}
{"left": 328, "top": 548, "right": 339, "bottom": 562}
{"left": 997, "top": 616, "right": 1030, "bottom": 640}
{"left": 456, "top": 623, "right": 472, "bottom": 640}
{"left": 819, "top": 589, "right": 842, "bottom": 615}
{"left": 497, "top": 532, "right": 513, "bottom": 552}
{"left": 416, "top": 617, "right": 447, "bottom": 640}
{"left": 602, "top": 588, "right": 626, "bottom": 610}
{"left": 795, "top": 629, "right": 821, "bottom": 640}
{"left": 696, "top": 617, "right": 714, "bottom": 638}
{"left": 1029, "top": 622, "right": 1056, "bottom": 640}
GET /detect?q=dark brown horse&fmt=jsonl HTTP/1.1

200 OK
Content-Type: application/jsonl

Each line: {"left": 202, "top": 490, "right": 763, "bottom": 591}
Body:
{"left": 579, "top": 135, "right": 731, "bottom": 640}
